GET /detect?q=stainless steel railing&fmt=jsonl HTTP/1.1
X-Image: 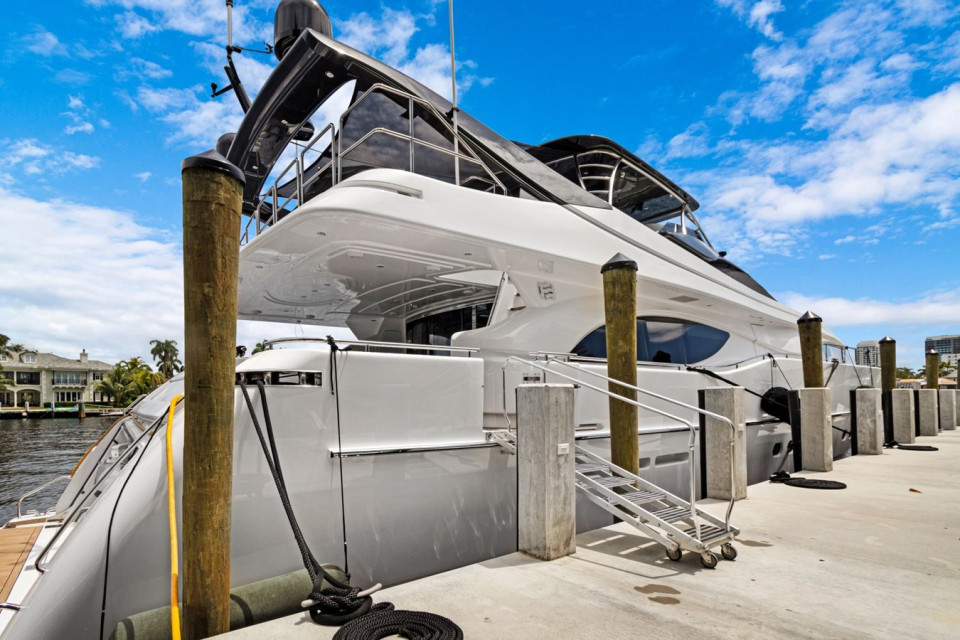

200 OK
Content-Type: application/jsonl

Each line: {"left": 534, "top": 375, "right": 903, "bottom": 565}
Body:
{"left": 241, "top": 83, "right": 507, "bottom": 246}
{"left": 501, "top": 355, "right": 740, "bottom": 533}
{"left": 16, "top": 475, "right": 70, "bottom": 518}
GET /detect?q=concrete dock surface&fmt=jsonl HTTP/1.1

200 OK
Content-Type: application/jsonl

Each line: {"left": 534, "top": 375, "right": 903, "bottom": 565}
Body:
{"left": 221, "top": 430, "right": 960, "bottom": 639}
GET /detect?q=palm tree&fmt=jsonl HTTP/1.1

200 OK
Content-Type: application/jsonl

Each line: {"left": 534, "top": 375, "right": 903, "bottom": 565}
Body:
{"left": 95, "top": 363, "right": 134, "bottom": 408}
{"left": 95, "top": 358, "right": 166, "bottom": 407}
{"left": 0, "top": 333, "right": 10, "bottom": 395}
{"left": 252, "top": 340, "right": 273, "bottom": 355}
{"left": 149, "top": 339, "right": 182, "bottom": 379}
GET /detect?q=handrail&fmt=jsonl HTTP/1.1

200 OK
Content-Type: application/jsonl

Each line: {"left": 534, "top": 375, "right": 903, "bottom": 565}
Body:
{"left": 262, "top": 336, "right": 477, "bottom": 355}
{"left": 34, "top": 417, "right": 162, "bottom": 573}
{"left": 502, "top": 355, "right": 738, "bottom": 533}
{"left": 17, "top": 475, "right": 70, "bottom": 518}
{"left": 242, "top": 82, "right": 510, "bottom": 247}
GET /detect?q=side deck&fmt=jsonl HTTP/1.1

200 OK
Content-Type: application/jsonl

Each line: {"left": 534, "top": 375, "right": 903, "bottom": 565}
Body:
{"left": 0, "top": 527, "right": 40, "bottom": 603}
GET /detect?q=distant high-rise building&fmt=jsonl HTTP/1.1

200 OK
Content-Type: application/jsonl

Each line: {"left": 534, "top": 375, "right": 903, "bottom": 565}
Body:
{"left": 924, "top": 334, "right": 960, "bottom": 364}
{"left": 855, "top": 340, "right": 880, "bottom": 367}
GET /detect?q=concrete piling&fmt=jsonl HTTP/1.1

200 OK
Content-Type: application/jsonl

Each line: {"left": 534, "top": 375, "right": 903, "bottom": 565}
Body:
{"left": 699, "top": 387, "right": 747, "bottom": 501}
{"left": 891, "top": 389, "right": 916, "bottom": 444}
{"left": 916, "top": 389, "right": 939, "bottom": 437}
{"left": 601, "top": 253, "right": 639, "bottom": 475}
{"left": 517, "top": 384, "right": 577, "bottom": 561}
{"left": 854, "top": 388, "right": 883, "bottom": 455}
{"left": 794, "top": 388, "right": 833, "bottom": 472}
{"left": 797, "top": 311, "right": 825, "bottom": 388}
{"left": 181, "top": 150, "right": 245, "bottom": 640}
{"left": 879, "top": 336, "right": 896, "bottom": 443}
{"left": 938, "top": 389, "right": 956, "bottom": 432}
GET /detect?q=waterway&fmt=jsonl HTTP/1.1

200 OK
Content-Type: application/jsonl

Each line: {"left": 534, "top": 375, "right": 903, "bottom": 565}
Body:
{"left": 0, "top": 416, "right": 114, "bottom": 523}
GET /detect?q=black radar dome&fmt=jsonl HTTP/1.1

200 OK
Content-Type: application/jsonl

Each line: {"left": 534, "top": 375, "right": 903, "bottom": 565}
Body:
{"left": 274, "top": 0, "right": 332, "bottom": 60}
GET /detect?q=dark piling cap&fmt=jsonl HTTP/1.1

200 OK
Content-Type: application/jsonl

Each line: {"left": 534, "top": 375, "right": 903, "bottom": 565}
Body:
{"left": 600, "top": 252, "right": 638, "bottom": 274}
{"left": 879, "top": 336, "right": 896, "bottom": 344}
{"left": 182, "top": 149, "right": 245, "bottom": 185}
{"left": 797, "top": 310, "right": 822, "bottom": 324}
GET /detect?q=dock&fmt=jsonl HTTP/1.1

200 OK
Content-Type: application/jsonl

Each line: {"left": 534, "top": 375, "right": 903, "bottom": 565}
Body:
{"left": 220, "top": 430, "right": 959, "bottom": 639}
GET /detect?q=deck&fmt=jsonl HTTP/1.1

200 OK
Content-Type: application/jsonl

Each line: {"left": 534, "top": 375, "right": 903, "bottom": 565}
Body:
{"left": 0, "top": 527, "right": 40, "bottom": 603}
{"left": 221, "top": 429, "right": 960, "bottom": 639}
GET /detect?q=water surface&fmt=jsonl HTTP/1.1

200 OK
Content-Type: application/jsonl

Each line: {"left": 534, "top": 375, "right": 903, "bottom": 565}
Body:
{"left": 0, "top": 416, "right": 115, "bottom": 523}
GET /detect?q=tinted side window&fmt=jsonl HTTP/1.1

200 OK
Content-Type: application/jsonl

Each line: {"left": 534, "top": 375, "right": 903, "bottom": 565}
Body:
{"left": 571, "top": 318, "right": 729, "bottom": 364}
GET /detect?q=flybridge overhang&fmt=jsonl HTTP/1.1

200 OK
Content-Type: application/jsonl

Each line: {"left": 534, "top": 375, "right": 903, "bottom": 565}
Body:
{"left": 225, "top": 28, "right": 612, "bottom": 218}
{"left": 519, "top": 135, "right": 700, "bottom": 217}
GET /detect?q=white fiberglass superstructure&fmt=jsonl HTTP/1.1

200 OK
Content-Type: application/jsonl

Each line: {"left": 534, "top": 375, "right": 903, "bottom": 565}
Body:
{"left": 1, "top": 3, "right": 877, "bottom": 639}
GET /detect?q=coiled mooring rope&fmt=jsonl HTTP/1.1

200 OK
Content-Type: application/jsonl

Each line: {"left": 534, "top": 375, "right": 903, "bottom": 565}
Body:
{"left": 332, "top": 605, "right": 464, "bottom": 640}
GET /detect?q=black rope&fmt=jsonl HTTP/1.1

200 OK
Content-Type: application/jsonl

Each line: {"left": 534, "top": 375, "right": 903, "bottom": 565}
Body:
{"left": 239, "top": 381, "right": 376, "bottom": 624}
{"left": 824, "top": 359, "right": 840, "bottom": 387}
{"left": 685, "top": 365, "right": 766, "bottom": 400}
{"left": 240, "top": 382, "right": 322, "bottom": 584}
{"left": 327, "top": 335, "right": 350, "bottom": 576}
{"left": 332, "top": 607, "right": 464, "bottom": 640}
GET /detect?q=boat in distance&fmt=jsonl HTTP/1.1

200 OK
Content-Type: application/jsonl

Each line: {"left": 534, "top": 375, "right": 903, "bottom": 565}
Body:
{"left": 0, "top": 2, "right": 877, "bottom": 638}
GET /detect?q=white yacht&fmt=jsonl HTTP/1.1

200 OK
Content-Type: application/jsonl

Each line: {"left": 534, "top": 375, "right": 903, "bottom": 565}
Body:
{"left": 0, "top": 2, "right": 877, "bottom": 638}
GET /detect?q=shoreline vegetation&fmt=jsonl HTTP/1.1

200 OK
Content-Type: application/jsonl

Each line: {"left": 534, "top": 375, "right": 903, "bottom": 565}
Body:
{"left": 1, "top": 333, "right": 183, "bottom": 411}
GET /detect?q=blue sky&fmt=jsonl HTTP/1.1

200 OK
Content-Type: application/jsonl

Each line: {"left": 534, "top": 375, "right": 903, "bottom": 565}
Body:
{"left": 0, "top": 0, "right": 958, "bottom": 369}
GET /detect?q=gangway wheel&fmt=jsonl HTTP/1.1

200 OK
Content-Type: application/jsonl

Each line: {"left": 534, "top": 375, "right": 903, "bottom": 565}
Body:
{"left": 700, "top": 551, "right": 719, "bottom": 569}
{"left": 720, "top": 543, "right": 738, "bottom": 561}
{"left": 665, "top": 546, "right": 683, "bottom": 562}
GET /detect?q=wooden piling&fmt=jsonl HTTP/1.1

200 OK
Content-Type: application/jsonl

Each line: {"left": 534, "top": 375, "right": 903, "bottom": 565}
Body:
{"left": 602, "top": 253, "right": 639, "bottom": 475}
{"left": 925, "top": 348, "right": 939, "bottom": 391}
{"left": 797, "top": 311, "right": 824, "bottom": 388}
{"left": 180, "top": 150, "right": 244, "bottom": 640}
{"left": 879, "top": 336, "right": 896, "bottom": 443}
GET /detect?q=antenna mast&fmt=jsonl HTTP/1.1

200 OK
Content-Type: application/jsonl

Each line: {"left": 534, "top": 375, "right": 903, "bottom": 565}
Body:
{"left": 448, "top": 0, "right": 460, "bottom": 185}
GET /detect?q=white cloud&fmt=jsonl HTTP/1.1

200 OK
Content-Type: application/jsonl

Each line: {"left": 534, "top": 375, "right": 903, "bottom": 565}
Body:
{"left": 25, "top": 27, "right": 64, "bottom": 56}
{"left": 335, "top": 8, "right": 489, "bottom": 100}
{"left": 780, "top": 289, "right": 960, "bottom": 328}
{"left": 65, "top": 122, "right": 95, "bottom": 135}
{"left": 134, "top": 171, "right": 152, "bottom": 182}
{"left": 818, "top": 254, "right": 836, "bottom": 260}
{"left": 1, "top": 138, "right": 100, "bottom": 181}
{"left": 136, "top": 85, "right": 244, "bottom": 147}
{"left": 88, "top": 0, "right": 272, "bottom": 44}
{"left": 116, "top": 10, "right": 160, "bottom": 38}
{"left": 0, "top": 188, "right": 182, "bottom": 364}
{"left": 716, "top": 0, "right": 785, "bottom": 40}
{"left": 61, "top": 94, "right": 98, "bottom": 135}
{"left": 0, "top": 186, "right": 354, "bottom": 364}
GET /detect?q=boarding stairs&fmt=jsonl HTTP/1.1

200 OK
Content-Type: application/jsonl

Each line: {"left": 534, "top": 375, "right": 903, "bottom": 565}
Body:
{"left": 574, "top": 446, "right": 738, "bottom": 568}
{"left": 497, "top": 355, "right": 742, "bottom": 568}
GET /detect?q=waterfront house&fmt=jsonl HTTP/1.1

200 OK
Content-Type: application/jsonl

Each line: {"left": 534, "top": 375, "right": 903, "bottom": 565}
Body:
{"left": 0, "top": 349, "right": 113, "bottom": 408}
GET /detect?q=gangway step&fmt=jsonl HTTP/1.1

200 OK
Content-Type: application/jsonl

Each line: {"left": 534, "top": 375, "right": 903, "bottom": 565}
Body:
{"left": 650, "top": 506, "right": 693, "bottom": 523}
{"left": 620, "top": 489, "right": 665, "bottom": 505}
{"left": 576, "top": 462, "right": 608, "bottom": 473}
{"left": 591, "top": 476, "right": 636, "bottom": 489}
{"left": 686, "top": 525, "right": 729, "bottom": 544}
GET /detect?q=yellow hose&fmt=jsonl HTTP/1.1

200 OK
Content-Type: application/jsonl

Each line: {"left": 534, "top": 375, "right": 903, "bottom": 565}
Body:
{"left": 165, "top": 395, "right": 185, "bottom": 640}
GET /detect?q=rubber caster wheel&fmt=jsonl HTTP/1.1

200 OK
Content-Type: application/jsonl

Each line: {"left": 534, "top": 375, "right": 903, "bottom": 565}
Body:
{"left": 665, "top": 546, "right": 682, "bottom": 562}
{"left": 721, "top": 543, "right": 737, "bottom": 561}
{"left": 700, "top": 552, "right": 718, "bottom": 569}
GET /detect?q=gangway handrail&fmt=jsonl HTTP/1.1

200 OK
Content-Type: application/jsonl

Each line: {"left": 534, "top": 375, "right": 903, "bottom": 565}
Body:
{"left": 17, "top": 475, "right": 70, "bottom": 518}
{"left": 501, "top": 356, "right": 739, "bottom": 533}
{"left": 539, "top": 355, "right": 738, "bottom": 530}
